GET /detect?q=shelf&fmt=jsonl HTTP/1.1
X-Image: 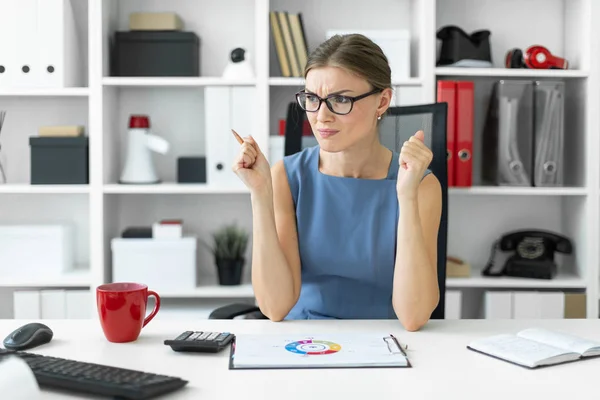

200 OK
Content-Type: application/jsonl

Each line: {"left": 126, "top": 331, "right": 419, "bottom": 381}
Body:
{"left": 102, "top": 77, "right": 256, "bottom": 87}
{"left": 268, "top": 77, "right": 423, "bottom": 86}
{"left": 0, "top": 269, "right": 91, "bottom": 288}
{"left": 103, "top": 183, "right": 249, "bottom": 194}
{"left": 160, "top": 283, "right": 254, "bottom": 299}
{"left": 0, "top": 87, "right": 89, "bottom": 97}
{"left": 446, "top": 272, "right": 586, "bottom": 289}
{"left": 449, "top": 187, "right": 588, "bottom": 196}
{"left": 0, "top": 184, "right": 89, "bottom": 194}
{"left": 435, "top": 67, "right": 589, "bottom": 78}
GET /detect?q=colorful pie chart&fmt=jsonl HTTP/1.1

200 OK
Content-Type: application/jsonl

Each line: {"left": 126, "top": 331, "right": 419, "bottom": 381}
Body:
{"left": 285, "top": 339, "right": 341, "bottom": 355}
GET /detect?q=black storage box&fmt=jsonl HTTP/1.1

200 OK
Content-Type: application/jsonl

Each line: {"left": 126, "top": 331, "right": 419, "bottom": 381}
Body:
{"left": 112, "top": 31, "right": 200, "bottom": 76}
{"left": 29, "top": 137, "right": 89, "bottom": 184}
{"left": 177, "top": 156, "right": 206, "bottom": 183}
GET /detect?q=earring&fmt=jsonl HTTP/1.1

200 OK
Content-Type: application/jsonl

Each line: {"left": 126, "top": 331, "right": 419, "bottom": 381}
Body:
{"left": 377, "top": 115, "right": 381, "bottom": 120}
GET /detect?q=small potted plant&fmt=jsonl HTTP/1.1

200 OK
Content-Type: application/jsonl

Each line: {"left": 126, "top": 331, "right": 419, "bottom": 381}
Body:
{"left": 209, "top": 223, "right": 249, "bottom": 286}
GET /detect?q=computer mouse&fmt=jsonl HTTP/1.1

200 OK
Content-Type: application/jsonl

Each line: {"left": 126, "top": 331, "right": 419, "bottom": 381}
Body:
{"left": 3, "top": 322, "right": 53, "bottom": 351}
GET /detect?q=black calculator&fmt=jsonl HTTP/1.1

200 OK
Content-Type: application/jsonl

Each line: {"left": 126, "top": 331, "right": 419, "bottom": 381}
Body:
{"left": 164, "top": 331, "right": 234, "bottom": 353}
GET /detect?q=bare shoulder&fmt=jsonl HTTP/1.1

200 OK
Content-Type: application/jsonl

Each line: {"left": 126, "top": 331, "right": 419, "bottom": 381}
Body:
{"left": 271, "top": 159, "right": 286, "bottom": 180}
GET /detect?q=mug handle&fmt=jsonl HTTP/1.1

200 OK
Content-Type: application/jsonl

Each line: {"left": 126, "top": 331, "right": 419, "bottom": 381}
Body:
{"left": 143, "top": 290, "right": 161, "bottom": 328}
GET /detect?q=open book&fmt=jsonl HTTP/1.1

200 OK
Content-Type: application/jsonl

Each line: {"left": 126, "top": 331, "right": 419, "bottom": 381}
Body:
{"left": 229, "top": 333, "right": 410, "bottom": 369}
{"left": 467, "top": 328, "right": 600, "bottom": 368}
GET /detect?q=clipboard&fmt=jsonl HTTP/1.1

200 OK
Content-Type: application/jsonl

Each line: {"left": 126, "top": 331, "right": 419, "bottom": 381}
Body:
{"left": 228, "top": 333, "right": 412, "bottom": 370}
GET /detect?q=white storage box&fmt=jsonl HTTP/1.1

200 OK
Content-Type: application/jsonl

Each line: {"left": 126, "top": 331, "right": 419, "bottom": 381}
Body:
{"left": 0, "top": 224, "right": 74, "bottom": 279}
{"left": 111, "top": 237, "right": 197, "bottom": 292}
{"left": 326, "top": 29, "right": 411, "bottom": 82}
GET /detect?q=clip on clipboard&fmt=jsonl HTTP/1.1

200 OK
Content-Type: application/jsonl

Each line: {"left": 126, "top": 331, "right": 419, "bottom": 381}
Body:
{"left": 384, "top": 334, "right": 408, "bottom": 357}
{"left": 228, "top": 333, "right": 412, "bottom": 370}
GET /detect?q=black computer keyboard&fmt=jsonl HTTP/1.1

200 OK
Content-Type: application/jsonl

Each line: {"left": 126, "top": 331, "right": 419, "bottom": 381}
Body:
{"left": 0, "top": 348, "right": 188, "bottom": 399}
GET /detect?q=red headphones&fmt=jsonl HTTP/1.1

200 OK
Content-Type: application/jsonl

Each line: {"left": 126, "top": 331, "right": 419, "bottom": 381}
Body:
{"left": 505, "top": 45, "right": 569, "bottom": 69}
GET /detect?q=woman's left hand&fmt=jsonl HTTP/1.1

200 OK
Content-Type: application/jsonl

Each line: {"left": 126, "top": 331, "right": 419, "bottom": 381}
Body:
{"left": 396, "top": 130, "right": 433, "bottom": 201}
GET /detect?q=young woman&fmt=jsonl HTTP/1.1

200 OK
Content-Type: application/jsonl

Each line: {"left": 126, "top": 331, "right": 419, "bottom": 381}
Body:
{"left": 232, "top": 34, "right": 442, "bottom": 331}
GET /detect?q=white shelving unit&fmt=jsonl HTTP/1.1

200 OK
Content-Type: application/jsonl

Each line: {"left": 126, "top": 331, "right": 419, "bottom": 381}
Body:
{"left": 0, "top": 0, "right": 599, "bottom": 320}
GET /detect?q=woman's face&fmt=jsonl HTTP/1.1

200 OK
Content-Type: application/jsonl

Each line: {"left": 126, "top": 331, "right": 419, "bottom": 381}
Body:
{"left": 303, "top": 66, "right": 391, "bottom": 153}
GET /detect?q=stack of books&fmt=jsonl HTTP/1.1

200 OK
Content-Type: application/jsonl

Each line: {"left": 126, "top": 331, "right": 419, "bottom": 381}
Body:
{"left": 269, "top": 11, "right": 308, "bottom": 77}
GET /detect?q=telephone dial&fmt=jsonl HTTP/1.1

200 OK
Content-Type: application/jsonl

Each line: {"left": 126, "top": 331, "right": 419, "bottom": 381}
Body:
{"left": 482, "top": 229, "right": 573, "bottom": 280}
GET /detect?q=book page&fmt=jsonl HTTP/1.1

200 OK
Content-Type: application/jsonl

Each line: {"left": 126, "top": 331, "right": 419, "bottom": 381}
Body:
{"left": 517, "top": 328, "right": 600, "bottom": 357}
{"left": 468, "top": 334, "right": 580, "bottom": 368}
{"left": 232, "top": 333, "right": 409, "bottom": 369}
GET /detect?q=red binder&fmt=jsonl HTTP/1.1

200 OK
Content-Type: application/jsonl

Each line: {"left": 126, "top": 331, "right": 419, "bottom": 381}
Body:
{"left": 436, "top": 80, "right": 456, "bottom": 187}
{"left": 279, "top": 119, "right": 312, "bottom": 136}
{"left": 455, "top": 81, "right": 474, "bottom": 187}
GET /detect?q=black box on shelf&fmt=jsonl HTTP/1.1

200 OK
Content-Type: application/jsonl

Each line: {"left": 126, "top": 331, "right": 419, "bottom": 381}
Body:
{"left": 177, "top": 156, "right": 206, "bottom": 183}
{"left": 111, "top": 31, "right": 200, "bottom": 77}
{"left": 29, "top": 137, "right": 89, "bottom": 184}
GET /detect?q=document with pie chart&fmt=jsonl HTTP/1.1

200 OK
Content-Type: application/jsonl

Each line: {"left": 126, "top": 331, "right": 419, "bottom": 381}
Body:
{"left": 229, "top": 333, "right": 411, "bottom": 369}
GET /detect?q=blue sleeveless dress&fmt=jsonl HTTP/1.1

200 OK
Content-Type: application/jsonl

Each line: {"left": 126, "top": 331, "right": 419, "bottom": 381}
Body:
{"left": 283, "top": 145, "right": 431, "bottom": 320}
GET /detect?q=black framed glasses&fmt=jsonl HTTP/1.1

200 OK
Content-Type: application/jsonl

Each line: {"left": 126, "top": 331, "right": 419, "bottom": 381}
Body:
{"left": 295, "top": 88, "right": 383, "bottom": 115}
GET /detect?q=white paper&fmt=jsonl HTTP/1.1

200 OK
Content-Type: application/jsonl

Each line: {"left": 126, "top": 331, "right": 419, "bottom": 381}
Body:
{"left": 0, "top": 356, "right": 42, "bottom": 399}
{"left": 232, "top": 333, "right": 409, "bottom": 368}
{"left": 468, "top": 334, "right": 579, "bottom": 368}
{"left": 517, "top": 328, "right": 600, "bottom": 356}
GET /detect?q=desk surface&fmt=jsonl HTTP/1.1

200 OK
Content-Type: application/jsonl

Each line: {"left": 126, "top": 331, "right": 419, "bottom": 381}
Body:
{"left": 0, "top": 318, "right": 599, "bottom": 400}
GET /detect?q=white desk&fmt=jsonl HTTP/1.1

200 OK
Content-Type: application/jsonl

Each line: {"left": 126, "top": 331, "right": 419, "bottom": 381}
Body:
{"left": 0, "top": 318, "right": 599, "bottom": 400}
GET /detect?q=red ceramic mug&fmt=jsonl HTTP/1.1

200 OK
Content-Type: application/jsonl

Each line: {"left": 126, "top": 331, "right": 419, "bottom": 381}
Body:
{"left": 96, "top": 282, "right": 160, "bottom": 343}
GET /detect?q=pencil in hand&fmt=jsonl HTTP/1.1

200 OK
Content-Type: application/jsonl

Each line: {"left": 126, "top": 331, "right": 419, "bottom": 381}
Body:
{"left": 231, "top": 129, "right": 244, "bottom": 145}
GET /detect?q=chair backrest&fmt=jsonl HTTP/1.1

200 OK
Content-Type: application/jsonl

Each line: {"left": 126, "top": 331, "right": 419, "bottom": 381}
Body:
{"left": 379, "top": 104, "right": 448, "bottom": 319}
{"left": 283, "top": 102, "right": 449, "bottom": 319}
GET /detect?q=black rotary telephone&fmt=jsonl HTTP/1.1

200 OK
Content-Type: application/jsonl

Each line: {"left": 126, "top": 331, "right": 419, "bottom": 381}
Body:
{"left": 482, "top": 229, "right": 573, "bottom": 280}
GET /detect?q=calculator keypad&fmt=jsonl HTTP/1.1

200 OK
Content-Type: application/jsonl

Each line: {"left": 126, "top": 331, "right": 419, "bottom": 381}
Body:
{"left": 174, "top": 331, "right": 193, "bottom": 341}
{"left": 165, "top": 331, "right": 233, "bottom": 352}
{"left": 176, "top": 331, "right": 231, "bottom": 342}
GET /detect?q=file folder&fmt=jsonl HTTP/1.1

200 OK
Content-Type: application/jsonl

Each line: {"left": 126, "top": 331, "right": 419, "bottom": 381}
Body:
{"left": 0, "top": 3, "right": 18, "bottom": 87}
{"left": 11, "top": 0, "right": 38, "bottom": 87}
{"left": 436, "top": 80, "right": 457, "bottom": 186}
{"left": 533, "top": 81, "right": 564, "bottom": 187}
{"left": 436, "top": 80, "right": 473, "bottom": 187}
{"left": 37, "top": 0, "right": 83, "bottom": 87}
{"left": 482, "top": 80, "right": 534, "bottom": 186}
{"left": 482, "top": 80, "right": 565, "bottom": 187}
{"left": 455, "top": 81, "right": 474, "bottom": 187}
{"left": 0, "top": 0, "right": 82, "bottom": 88}
{"left": 205, "top": 86, "right": 256, "bottom": 190}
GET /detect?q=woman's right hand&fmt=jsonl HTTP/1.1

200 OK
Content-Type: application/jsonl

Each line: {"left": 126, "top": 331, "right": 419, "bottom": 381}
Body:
{"left": 232, "top": 135, "right": 273, "bottom": 194}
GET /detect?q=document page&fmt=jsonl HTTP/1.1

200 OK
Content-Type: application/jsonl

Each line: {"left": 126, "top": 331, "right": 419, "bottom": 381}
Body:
{"left": 232, "top": 333, "right": 409, "bottom": 369}
{"left": 517, "top": 328, "right": 600, "bottom": 357}
{"left": 468, "top": 334, "right": 580, "bottom": 368}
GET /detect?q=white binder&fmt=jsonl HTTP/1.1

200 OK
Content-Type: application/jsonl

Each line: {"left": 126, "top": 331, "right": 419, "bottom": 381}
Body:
{"left": 65, "top": 290, "right": 92, "bottom": 319}
{"left": 444, "top": 290, "right": 462, "bottom": 319}
{"left": 41, "top": 290, "right": 67, "bottom": 319}
{"left": 0, "top": 3, "right": 17, "bottom": 87}
{"left": 205, "top": 86, "right": 256, "bottom": 190}
{"left": 13, "top": 291, "right": 41, "bottom": 319}
{"left": 10, "top": 0, "right": 38, "bottom": 87}
{"left": 0, "top": 0, "right": 82, "bottom": 88}
{"left": 484, "top": 291, "right": 512, "bottom": 319}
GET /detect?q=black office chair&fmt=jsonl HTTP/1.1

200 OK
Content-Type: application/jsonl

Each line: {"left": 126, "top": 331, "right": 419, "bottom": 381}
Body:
{"left": 208, "top": 102, "right": 448, "bottom": 320}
